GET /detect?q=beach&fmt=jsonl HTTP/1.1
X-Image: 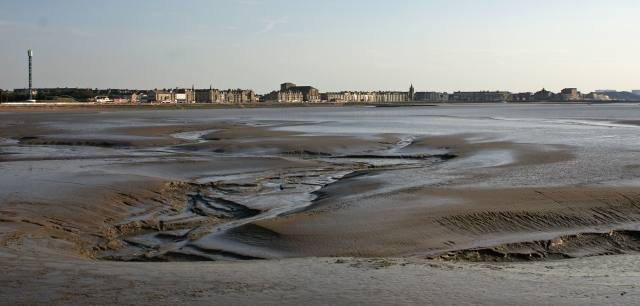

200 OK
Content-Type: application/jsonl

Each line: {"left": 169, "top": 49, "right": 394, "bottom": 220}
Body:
{"left": 1, "top": 104, "right": 640, "bottom": 304}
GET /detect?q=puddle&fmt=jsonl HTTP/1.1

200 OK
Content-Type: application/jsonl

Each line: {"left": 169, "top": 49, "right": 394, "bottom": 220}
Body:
{"left": 170, "top": 129, "right": 218, "bottom": 142}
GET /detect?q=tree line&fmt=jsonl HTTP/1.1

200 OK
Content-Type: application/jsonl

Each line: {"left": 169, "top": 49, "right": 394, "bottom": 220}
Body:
{"left": 0, "top": 88, "right": 96, "bottom": 102}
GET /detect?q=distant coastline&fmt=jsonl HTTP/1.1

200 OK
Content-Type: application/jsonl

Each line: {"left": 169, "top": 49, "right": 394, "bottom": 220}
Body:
{"left": 1, "top": 100, "right": 637, "bottom": 112}
{"left": 6, "top": 84, "right": 639, "bottom": 105}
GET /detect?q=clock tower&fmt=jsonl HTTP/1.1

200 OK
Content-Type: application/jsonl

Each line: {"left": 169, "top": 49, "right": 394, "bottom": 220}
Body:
{"left": 409, "top": 83, "right": 415, "bottom": 101}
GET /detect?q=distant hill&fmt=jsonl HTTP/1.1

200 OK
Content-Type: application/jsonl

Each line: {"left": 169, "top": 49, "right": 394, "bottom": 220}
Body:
{"left": 600, "top": 91, "right": 640, "bottom": 101}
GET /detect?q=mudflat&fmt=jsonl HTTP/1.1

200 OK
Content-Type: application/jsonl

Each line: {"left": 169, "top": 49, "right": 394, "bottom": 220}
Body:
{"left": 1, "top": 105, "right": 640, "bottom": 304}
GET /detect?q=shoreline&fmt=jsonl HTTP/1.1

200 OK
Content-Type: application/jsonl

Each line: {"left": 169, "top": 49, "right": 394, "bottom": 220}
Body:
{"left": 1, "top": 100, "right": 638, "bottom": 112}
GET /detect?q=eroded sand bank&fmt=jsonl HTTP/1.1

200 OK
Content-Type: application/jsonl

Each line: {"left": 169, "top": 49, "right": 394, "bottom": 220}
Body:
{"left": 2, "top": 105, "right": 640, "bottom": 304}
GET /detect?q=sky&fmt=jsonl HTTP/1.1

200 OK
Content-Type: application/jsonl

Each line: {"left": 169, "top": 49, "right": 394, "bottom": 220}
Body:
{"left": 1, "top": 0, "right": 639, "bottom": 94}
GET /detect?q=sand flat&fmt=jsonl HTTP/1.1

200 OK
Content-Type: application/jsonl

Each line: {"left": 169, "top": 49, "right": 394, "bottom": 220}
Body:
{"left": 2, "top": 105, "right": 640, "bottom": 304}
{"left": 1, "top": 248, "right": 639, "bottom": 305}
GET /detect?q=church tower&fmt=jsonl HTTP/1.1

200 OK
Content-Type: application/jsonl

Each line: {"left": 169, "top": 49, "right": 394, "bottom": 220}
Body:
{"left": 409, "top": 83, "right": 415, "bottom": 101}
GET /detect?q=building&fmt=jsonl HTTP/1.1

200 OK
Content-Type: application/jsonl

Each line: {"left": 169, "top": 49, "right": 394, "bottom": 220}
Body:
{"left": 193, "top": 87, "right": 255, "bottom": 103}
{"left": 264, "top": 83, "right": 320, "bottom": 102}
{"left": 263, "top": 82, "right": 322, "bottom": 102}
{"left": 147, "top": 88, "right": 196, "bottom": 103}
{"left": 533, "top": 88, "right": 554, "bottom": 101}
{"left": 148, "top": 89, "right": 174, "bottom": 103}
{"left": 277, "top": 83, "right": 321, "bottom": 102}
{"left": 95, "top": 96, "right": 112, "bottom": 103}
{"left": 512, "top": 92, "right": 533, "bottom": 101}
{"left": 584, "top": 92, "right": 611, "bottom": 100}
{"left": 409, "top": 84, "right": 415, "bottom": 101}
{"left": 325, "top": 85, "right": 417, "bottom": 103}
{"left": 281, "top": 83, "right": 296, "bottom": 91}
{"left": 372, "top": 91, "right": 409, "bottom": 102}
{"left": 559, "top": 88, "right": 581, "bottom": 101}
{"left": 194, "top": 87, "right": 220, "bottom": 103}
{"left": 321, "top": 89, "right": 415, "bottom": 103}
{"left": 174, "top": 88, "right": 190, "bottom": 103}
{"left": 137, "top": 91, "right": 148, "bottom": 102}
{"left": 414, "top": 91, "right": 449, "bottom": 102}
{"left": 264, "top": 89, "right": 304, "bottom": 102}
{"left": 224, "top": 89, "right": 256, "bottom": 103}
{"left": 107, "top": 89, "right": 140, "bottom": 103}
{"left": 321, "top": 92, "right": 347, "bottom": 102}
{"left": 93, "top": 89, "right": 145, "bottom": 103}
{"left": 632, "top": 90, "right": 640, "bottom": 96}
{"left": 451, "top": 91, "right": 512, "bottom": 102}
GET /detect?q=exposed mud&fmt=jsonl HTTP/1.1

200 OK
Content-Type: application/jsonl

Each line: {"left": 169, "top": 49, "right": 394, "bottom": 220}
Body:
{"left": 436, "top": 205, "right": 640, "bottom": 237}
{"left": 4, "top": 105, "right": 640, "bottom": 305}
{"left": 430, "top": 230, "right": 640, "bottom": 262}
{"left": 2, "top": 107, "right": 640, "bottom": 264}
{"left": 20, "top": 138, "right": 132, "bottom": 147}
{"left": 334, "top": 153, "right": 457, "bottom": 160}
{"left": 187, "top": 192, "right": 262, "bottom": 219}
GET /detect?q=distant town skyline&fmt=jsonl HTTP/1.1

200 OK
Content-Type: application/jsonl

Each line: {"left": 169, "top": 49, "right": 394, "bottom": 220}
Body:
{"left": 1, "top": 1, "right": 639, "bottom": 94}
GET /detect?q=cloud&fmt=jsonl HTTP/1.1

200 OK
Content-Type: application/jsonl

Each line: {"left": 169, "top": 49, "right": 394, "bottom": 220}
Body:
{"left": 256, "top": 16, "right": 288, "bottom": 35}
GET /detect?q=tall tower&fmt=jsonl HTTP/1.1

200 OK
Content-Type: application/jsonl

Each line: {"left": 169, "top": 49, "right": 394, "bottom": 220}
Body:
{"left": 28, "top": 50, "right": 33, "bottom": 101}
{"left": 409, "top": 83, "right": 415, "bottom": 101}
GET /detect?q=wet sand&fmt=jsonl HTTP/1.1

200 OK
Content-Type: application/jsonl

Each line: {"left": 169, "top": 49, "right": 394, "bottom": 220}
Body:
{"left": 2, "top": 106, "right": 640, "bottom": 304}
{"left": 2, "top": 249, "right": 639, "bottom": 305}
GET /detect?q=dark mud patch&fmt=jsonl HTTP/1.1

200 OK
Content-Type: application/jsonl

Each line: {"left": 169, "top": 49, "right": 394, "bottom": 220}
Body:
{"left": 18, "top": 136, "right": 39, "bottom": 141}
{"left": 281, "top": 150, "right": 332, "bottom": 156}
{"left": 430, "top": 230, "right": 640, "bottom": 262}
{"left": 155, "top": 246, "right": 264, "bottom": 262}
{"left": 335, "top": 153, "right": 457, "bottom": 160}
{"left": 188, "top": 193, "right": 262, "bottom": 219}
{"left": 223, "top": 223, "right": 282, "bottom": 246}
{"left": 617, "top": 120, "right": 640, "bottom": 127}
{"left": 19, "top": 138, "right": 131, "bottom": 148}
{"left": 154, "top": 250, "right": 215, "bottom": 262}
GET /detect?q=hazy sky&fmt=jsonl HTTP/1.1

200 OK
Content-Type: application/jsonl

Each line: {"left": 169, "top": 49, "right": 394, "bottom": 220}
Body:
{"left": 1, "top": 0, "right": 639, "bottom": 94}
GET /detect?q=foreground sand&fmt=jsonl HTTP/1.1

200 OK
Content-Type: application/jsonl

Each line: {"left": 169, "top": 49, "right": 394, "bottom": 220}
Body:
{"left": 1, "top": 247, "right": 639, "bottom": 305}
{"left": 2, "top": 106, "right": 640, "bottom": 304}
